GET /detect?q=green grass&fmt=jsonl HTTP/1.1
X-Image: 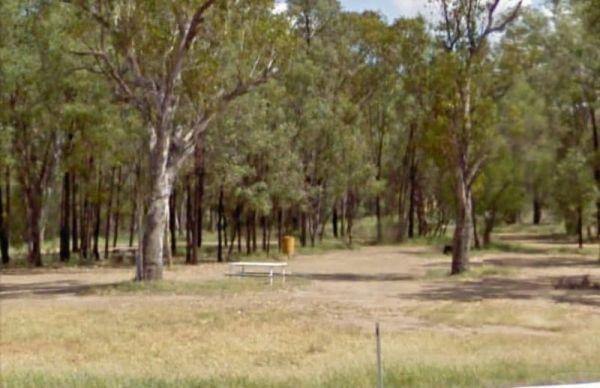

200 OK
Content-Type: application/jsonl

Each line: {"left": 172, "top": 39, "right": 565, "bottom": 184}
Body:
{"left": 3, "top": 360, "right": 600, "bottom": 388}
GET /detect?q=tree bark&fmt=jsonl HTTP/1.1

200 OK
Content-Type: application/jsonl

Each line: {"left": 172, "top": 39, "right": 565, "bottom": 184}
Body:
{"left": 195, "top": 139, "right": 205, "bottom": 248}
{"left": 277, "top": 208, "right": 283, "bottom": 251}
{"left": 3, "top": 168, "right": 10, "bottom": 263}
{"left": 451, "top": 170, "right": 473, "bottom": 275}
{"left": 81, "top": 195, "right": 90, "bottom": 260}
{"left": 408, "top": 163, "right": 416, "bottom": 239}
{"left": 483, "top": 210, "right": 496, "bottom": 247}
{"left": 59, "top": 172, "right": 71, "bottom": 262}
{"left": 578, "top": 206, "right": 584, "bottom": 249}
{"left": 589, "top": 107, "right": 600, "bottom": 237}
{"left": 246, "top": 212, "right": 252, "bottom": 255}
{"left": 169, "top": 188, "right": 177, "bottom": 256}
{"left": 251, "top": 211, "right": 257, "bottom": 253}
{"left": 25, "top": 199, "right": 43, "bottom": 267}
{"left": 346, "top": 190, "right": 356, "bottom": 246}
{"left": 71, "top": 172, "right": 79, "bottom": 252}
{"left": 261, "top": 216, "right": 267, "bottom": 252}
{"left": 112, "top": 166, "right": 123, "bottom": 248}
{"left": 140, "top": 131, "right": 175, "bottom": 280}
{"left": 332, "top": 204, "right": 338, "bottom": 238}
{"left": 217, "top": 186, "right": 224, "bottom": 262}
{"left": 472, "top": 198, "right": 481, "bottom": 250}
{"left": 533, "top": 198, "right": 542, "bottom": 225}
{"left": 185, "top": 176, "right": 194, "bottom": 264}
{"left": 0, "top": 183, "right": 10, "bottom": 265}
{"left": 300, "top": 212, "right": 307, "bottom": 247}
{"left": 93, "top": 201, "right": 101, "bottom": 261}
{"left": 104, "top": 167, "right": 116, "bottom": 259}
{"left": 129, "top": 164, "right": 140, "bottom": 248}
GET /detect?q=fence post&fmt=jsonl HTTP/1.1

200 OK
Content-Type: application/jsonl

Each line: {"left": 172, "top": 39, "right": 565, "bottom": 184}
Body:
{"left": 376, "top": 322, "right": 383, "bottom": 388}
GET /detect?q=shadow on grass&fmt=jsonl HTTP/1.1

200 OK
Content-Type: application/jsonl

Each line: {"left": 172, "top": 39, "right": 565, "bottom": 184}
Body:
{"left": 292, "top": 272, "right": 415, "bottom": 282}
{"left": 483, "top": 256, "right": 600, "bottom": 269}
{"left": 0, "top": 280, "right": 106, "bottom": 300}
{"left": 408, "top": 275, "right": 600, "bottom": 308}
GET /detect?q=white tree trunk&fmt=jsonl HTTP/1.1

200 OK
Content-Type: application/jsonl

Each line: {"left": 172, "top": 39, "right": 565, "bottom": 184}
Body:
{"left": 141, "top": 131, "right": 173, "bottom": 280}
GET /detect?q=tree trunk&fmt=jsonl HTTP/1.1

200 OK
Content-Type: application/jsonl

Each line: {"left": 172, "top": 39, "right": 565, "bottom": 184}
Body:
{"left": 195, "top": 140, "right": 205, "bottom": 248}
{"left": 300, "top": 212, "right": 307, "bottom": 247}
{"left": 533, "top": 198, "right": 542, "bottom": 225}
{"left": 451, "top": 75, "right": 475, "bottom": 275}
{"left": 81, "top": 196, "right": 90, "bottom": 260}
{"left": 71, "top": 172, "right": 79, "bottom": 252}
{"left": 578, "top": 206, "right": 584, "bottom": 249}
{"left": 140, "top": 134, "right": 174, "bottom": 280}
{"left": 0, "top": 184, "right": 10, "bottom": 265}
{"left": 104, "top": 167, "right": 116, "bottom": 259}
{"left": 185, "top": 176, "right": 194, "bottom": 264}
{"left": 22, "top": 182, "right": 44, "bottom": 267}
{"left": 169, "top": 188, "right": 177, "bottom": 257}
{"left": 163, "top": 203, "right": 172, "bottom": 266}
{"left": 408, "top": 163, "right": 416, "bottom": 239}
{"left": 252, "top": 211, "right": 257, "bottom": 253}
{"left": 375, "top": 195, "right": 382, "bottom": 243}
{"left": 93, "top": 202, "right": 101, "bottom": 261}
{"left": 246, "top": 212, "right": 252, "bottom": 255}
{"left": 472, "top": 198, "right": 480, "bottom": 250}
{"left": 277, "top": 208, "right": 283, "bottom": 252}
{"left": 59, "top": 172, "right": 71, "bottom": 262}
{"left": 261, "top": 216, "right": 267, "bottom": 252}
{"left": 483, "top": 210, "right": 496, "bottom": 247}
{"left": 112, "top": 166, "right": 123, "bottom": 248}
{"left": 129, "top": 164, "right": 140, "bottom": 248}
{"left": 589, "top": 107, "right": 600, "bottom": 237}
{"left": 332, "top": 204, "right": 338, "bottom": 238}
{"left": 451, "top": 175, "right": 472, "bottom": 275}
{"left": 346, "top": 190, "right": 356, "bottom": 246}
{"left": 217, "top": 187, "right": 224, "bottom": 262}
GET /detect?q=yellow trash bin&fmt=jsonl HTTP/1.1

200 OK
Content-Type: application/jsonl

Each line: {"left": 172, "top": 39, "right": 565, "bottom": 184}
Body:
{"left": 282, "top": 236, "right": 295, "bottom": 258}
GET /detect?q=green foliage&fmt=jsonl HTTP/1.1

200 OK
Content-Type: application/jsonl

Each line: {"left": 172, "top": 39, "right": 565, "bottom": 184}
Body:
{"left": 552, "top": 150, "right": 597, "bottom": 233}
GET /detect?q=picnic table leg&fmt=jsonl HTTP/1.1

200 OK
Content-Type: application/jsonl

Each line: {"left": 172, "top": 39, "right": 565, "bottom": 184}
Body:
{"left": 269, "top": 267, "right": 274, "bottom": 286}
{"left": 241, "top": 265, "right": 245, "bottom": 276}
{"left": 282, "top": 268, "right": 286, "bottom": 284}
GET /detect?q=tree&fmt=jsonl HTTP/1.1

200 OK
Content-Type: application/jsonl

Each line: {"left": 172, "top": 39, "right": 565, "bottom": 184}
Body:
{"left": 434, "top": 0, "right": 523, "bottom": 274}
{"left": 70, "top": 0, "right": 291, "bottom": 280}
{"left": 553, "top": 150, "right": 597, "bottom": 247}
{"left": 1, "top": 0, "right": 70, "bottom": 266}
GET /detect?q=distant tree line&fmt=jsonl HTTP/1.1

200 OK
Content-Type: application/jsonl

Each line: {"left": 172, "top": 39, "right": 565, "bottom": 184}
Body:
{"left": 0, "top": 0, "right": 598, "bottom": 279}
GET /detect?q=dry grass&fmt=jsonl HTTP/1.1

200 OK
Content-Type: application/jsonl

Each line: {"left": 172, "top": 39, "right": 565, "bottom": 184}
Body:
{"left": 2, "top": 226, "right": 600, "bottom": 387}
{"left": 3, "top": 297, "right": 600, "bottom": 387}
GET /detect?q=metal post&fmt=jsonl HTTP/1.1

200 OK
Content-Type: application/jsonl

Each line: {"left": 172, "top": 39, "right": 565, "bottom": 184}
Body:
{"left": 376, "top": 322, "right": 383, "bottom": 388}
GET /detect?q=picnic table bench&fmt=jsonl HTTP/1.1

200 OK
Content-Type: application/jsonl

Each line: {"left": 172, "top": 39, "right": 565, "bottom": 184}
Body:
{"left": 227, "top": 262, "right": 289, "bottom": 284}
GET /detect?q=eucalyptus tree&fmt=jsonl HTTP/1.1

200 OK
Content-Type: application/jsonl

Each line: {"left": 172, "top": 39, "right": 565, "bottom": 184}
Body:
{"left": 0, "top": 0, "right": 73, "bottom": 266}
{"left": 0, "top": 124, "right": 11, "bottom": 265}
{"left": 69, "top": 0, "right": 291, "bottom": 280}
{"left": 553, "top": 149, "right": 597, "bottom": 247}
{"left": 499, "top": 10, "right": 554, "bottom": 224}
{"left": 433, "top": 0, "right": 523, "bottom": 274}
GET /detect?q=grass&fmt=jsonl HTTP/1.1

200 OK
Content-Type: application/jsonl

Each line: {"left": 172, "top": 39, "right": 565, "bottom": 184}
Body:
{"left": 404, "top": 299, "right": 600, "bottom": 332}
{"left": 3, "top": 223, "right": 600, "bottom": 387}
{"left": 3, "top": 298, "right": 600, "bottom": 388}
{"left": 4, "top": 361, "right": 600, "bottom": 388}
{"left": 81, "top": 278, "right": 307, "bottom": 296}
{"left": 425, "top": 264, "right": 517, "bottom": 280}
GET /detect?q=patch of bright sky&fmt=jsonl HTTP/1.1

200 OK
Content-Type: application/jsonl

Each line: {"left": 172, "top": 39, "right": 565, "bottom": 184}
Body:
{"left": 274, "top": 1, "right": 545, "bottom": 21}
{"left": 339, "top": 0, "right": 543, "bottom": 22}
